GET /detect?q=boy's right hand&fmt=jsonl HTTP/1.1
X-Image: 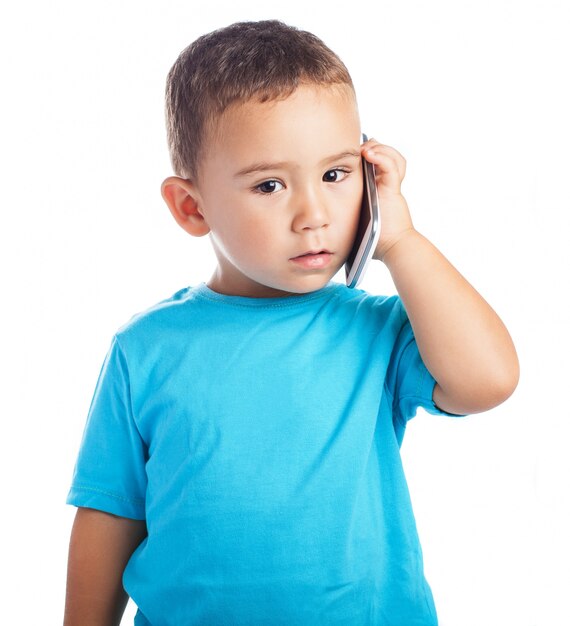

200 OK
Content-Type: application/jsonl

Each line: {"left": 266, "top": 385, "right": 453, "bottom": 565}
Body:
{"left": 361, "top": 139, "right": 415, "bottom": 262}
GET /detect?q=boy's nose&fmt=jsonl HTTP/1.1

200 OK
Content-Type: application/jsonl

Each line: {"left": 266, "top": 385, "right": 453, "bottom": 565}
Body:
{"left": 291, "top": 189, "right": 330, "bottom": 232}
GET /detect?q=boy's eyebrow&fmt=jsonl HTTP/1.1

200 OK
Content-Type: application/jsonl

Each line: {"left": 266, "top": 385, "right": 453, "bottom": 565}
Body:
{"left": 234, "top": 149, "right": 362, "bottom": 178}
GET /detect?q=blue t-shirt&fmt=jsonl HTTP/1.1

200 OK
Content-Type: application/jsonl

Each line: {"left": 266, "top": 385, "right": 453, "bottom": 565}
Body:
{"left": 67, "top": 282, "right": 454, "bottom": 625}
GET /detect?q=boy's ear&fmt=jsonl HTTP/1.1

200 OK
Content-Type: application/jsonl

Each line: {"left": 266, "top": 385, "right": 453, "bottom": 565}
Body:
{"left": 161, "top": 176, "right": 210, "bottom": 237}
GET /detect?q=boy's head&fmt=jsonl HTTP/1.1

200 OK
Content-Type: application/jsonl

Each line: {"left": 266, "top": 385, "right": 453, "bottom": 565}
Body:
{"left": 165, "top": 20, "right": 355, "bottom": 181}
{"left": 162, "top": 21, "right": 364, "bottom": 299}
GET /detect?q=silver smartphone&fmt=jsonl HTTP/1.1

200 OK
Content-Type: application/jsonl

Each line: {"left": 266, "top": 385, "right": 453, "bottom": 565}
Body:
{"left": 345, "top": 133, "right": 380, "bottom": 288}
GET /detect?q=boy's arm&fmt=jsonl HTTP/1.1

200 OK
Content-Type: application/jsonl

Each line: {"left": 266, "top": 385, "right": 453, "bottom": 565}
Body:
{"left": 64, "top": 507, "right": 147, "bottom": 626}
{"left": 362, "top": 140, "right": 519, "bottom": 415}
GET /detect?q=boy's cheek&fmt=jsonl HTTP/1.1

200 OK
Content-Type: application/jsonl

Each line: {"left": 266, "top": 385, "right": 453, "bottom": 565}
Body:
{"left": 344, "top": 198, "right": 363, "bottom": 246}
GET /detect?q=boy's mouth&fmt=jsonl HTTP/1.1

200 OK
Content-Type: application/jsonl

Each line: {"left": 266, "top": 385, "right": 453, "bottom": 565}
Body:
{"left": 290, "top": 249, "right": 333, "bottom": 269}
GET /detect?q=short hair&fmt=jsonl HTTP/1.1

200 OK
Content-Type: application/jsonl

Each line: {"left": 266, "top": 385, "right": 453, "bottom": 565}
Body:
{"left": 165, "top": 20, "right": 354, "bottom": 180}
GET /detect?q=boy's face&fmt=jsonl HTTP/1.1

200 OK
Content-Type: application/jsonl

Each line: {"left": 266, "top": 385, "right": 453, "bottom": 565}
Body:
{"left": 191, "top": 84, "right": 363, "bottom": 298}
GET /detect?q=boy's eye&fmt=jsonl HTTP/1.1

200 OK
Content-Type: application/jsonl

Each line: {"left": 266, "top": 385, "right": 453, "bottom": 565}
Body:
{"left": 323, "top": 168, "right": 349, "bottom": 183}
{"left": 255, "top": 180, "right": 284, "bottom": 194}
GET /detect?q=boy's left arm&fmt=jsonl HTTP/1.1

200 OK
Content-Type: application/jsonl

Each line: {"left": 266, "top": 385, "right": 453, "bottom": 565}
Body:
{"left": 362, "top": 140, "right": 519, "bottom": 416}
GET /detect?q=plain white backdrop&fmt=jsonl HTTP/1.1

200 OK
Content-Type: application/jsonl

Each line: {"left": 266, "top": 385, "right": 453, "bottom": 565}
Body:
{"left": 1, "top": 1, "right": 568, "bottom": 624}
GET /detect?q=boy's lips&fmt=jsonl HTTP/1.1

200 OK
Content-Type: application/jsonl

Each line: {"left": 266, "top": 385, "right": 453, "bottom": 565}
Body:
{"left": 290, "top": 249, "right": 333, "bottom": 269}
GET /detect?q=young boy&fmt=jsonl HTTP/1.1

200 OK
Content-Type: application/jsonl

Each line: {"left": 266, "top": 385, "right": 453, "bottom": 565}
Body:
{"left": 64, "top": 20, "right": 519, "bottom": 626}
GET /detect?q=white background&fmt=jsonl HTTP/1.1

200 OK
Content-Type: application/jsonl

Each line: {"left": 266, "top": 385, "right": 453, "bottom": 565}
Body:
{"left": 1, "top": 1, "right": 568, "bottom": 624}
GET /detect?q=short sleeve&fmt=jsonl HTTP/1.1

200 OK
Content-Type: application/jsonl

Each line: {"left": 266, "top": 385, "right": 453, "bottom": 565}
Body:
{"left": 386, "top": 315, "right": 463, "bottom": 442}
{"left": 66, "top": 336, "right": 148, "bottom": 520}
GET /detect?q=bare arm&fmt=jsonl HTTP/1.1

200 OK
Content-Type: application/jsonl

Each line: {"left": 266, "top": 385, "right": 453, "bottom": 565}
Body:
{"left": 382, "top": 229, "right": 519, "bottom": 415}
{"left": 64, "top": 507, "right": 147, "bottom": 626}
{"left": 362, "top": 140, "right": 519, "bottom": 415}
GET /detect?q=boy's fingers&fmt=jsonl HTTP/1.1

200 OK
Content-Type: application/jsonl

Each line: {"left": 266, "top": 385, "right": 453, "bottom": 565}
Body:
{"left": 362, "top": 140, "right": 406, "bottom": 170}
{"left": 361, "top": 140, "right": 407, "bottom": 184}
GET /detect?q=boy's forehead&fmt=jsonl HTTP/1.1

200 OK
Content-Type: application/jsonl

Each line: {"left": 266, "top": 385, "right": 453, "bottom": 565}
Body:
{"left": 223, "top": 83, "right": 358, "bottom": 124}
{"left": 204, "top": 84, "right": 361, "bottom": 166}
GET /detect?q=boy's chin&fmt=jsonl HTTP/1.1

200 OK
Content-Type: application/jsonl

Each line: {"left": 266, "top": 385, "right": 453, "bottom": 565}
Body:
{"left": 272, "top": 273, "right": 340, "bottom": 297}
{"left": 210, "top": 267, "right": 342, "bottom": 298}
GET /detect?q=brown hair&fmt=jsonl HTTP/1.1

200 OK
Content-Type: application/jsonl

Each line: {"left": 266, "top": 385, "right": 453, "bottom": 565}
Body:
{"left": 165, "top": 20, "right": 354, "bottom": 180}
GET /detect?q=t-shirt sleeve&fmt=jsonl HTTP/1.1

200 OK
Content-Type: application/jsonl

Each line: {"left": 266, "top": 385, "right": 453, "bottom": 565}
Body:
{"left": 66, "top": 336, "right": 148, "bottom": 520}
{"left": 386, "top": 309, "right": 464, "bottom": 440}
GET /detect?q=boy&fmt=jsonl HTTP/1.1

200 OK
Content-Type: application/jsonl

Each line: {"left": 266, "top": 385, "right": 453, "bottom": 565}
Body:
{"left": 64, "top": 20, "right": 519, "bottom": 626}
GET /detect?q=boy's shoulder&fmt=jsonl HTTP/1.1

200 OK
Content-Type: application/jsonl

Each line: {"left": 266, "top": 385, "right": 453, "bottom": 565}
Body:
{"left": 115, "top": 285, "right": 198, "bottom": 339}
